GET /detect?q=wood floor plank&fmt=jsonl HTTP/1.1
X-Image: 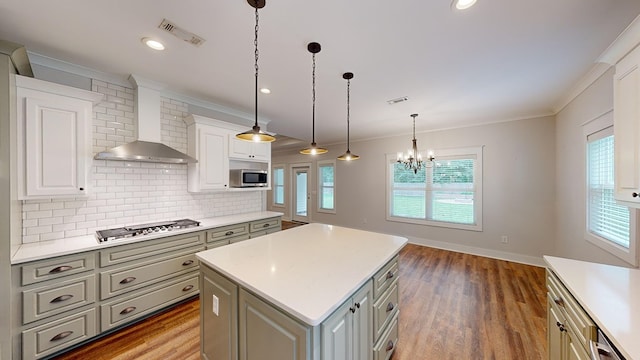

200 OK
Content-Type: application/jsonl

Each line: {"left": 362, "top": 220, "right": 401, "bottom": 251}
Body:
{"left": 52, "top": 243, "right": 546, "bottom": 360}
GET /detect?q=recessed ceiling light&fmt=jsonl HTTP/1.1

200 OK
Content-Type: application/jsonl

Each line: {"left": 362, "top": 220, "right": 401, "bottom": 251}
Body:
{"left": 452, "top": 0, "right": 477, "bottom": 10}
{"left": 260, "top": 88, "right": 271, "bottom": 94}
{"left": 141, "top": 37, "right": 165, "bottom": 51}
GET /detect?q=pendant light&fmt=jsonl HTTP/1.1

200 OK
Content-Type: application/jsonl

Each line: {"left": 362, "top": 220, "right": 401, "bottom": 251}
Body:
{"left": 236, "top": 0, "right": 275, "bottom": 143}
{"left": 337, "top": 72, "right": 359, "bottom": 161}
{"left": 300, "top": 42, "right": 328, "bottom": 155}
{"left": 397, "top": 114, "right": 434, "bottom": 174}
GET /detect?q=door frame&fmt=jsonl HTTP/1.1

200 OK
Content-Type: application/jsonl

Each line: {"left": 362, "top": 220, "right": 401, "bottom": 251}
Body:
{"left": 290, "top": 163, "right": 312, "bottom": 223}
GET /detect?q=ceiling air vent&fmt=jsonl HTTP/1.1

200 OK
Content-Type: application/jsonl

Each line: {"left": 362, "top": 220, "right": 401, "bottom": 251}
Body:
{"left": 387, "top": 96, "right": 408, "bottom": 105}
{"left": 158, "top": 19, "right": 206, "bottom": 47}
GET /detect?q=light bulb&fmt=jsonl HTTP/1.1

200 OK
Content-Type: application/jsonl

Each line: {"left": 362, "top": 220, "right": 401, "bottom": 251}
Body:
{"left": 311, "top": 148, "right": 317, "bottom": 155}
{"left": 252, "top": 134, "right": 261, "bottom": 142}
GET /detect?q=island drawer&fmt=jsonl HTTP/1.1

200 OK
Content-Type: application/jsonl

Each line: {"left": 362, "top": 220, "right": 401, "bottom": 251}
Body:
{"left": 373, "top": 311, "right": 399, "bottom": 360}
{"left": 208, "top": 223, "right": 249, "bottom": 242}
{"left": 373, "top": 280, "right": 399, "bottom": 341}
{"left": 99, "top": 231, "right": 205, "bottom": 267}
{"left": 22, "top": 308, "right": 97, "bottom": 360}
{"left": 19, "top": 252, "right": 95, "bottom": 286}
{"left": 100, "top": 249, "right": 200, "bottom": 299}
{"left": 249, "top": 217, "right": 281, "bottom": 233}
{"left": 546, "top": 269, "right": 596, "bottom": 351}
{"left": 100, "top": 272, "right": 199, "bottom": 331}
{"left": 23, "top": 273, "right": 96, "bottom": 324}
{"left": 373, "top": 256, "right": 399, "bottom": 299}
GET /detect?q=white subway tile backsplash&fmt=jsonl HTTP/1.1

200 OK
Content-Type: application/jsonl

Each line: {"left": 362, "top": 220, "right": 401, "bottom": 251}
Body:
{"left": 22, "top": 79, "right": 263, "bottom": 243}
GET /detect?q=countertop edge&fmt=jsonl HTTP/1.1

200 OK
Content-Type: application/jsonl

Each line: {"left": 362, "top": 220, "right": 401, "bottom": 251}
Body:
{"left": 11, "top": 211, "right": 283, "bottom": 264}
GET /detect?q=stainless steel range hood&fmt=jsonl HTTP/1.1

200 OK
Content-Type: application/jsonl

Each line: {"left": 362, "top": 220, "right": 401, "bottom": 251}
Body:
{"left": 94, "top": 75, "right": 197, "bottom": 164}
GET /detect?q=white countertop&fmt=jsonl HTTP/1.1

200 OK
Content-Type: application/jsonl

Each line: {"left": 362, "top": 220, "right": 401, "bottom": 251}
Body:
{"left": 196, "top": 223, "right": 408, "bottom": 326}
{"left": 11, "top": 211, "right": 283, "bottom": 264}
{"left": 544, "top": 256, "right": 640, "bottom": 360}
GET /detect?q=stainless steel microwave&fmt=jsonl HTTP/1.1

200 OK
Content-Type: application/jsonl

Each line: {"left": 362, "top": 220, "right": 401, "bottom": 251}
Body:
{"left": 229, "top": 169, "right": 268, "bottom": 187}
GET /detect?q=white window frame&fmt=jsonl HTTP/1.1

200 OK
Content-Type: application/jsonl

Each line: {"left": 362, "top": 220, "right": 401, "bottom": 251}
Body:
{"left": 317, "top": 160, "right": 336, "bottom": 214}
{"left": 272, "top": 164, "right": 285, "bottom": 208}
{"left": 386, "top": 146, "right": 483, "bottom": 231}
{"left": 583, "top": 110, "right": 638, "bottom": 266}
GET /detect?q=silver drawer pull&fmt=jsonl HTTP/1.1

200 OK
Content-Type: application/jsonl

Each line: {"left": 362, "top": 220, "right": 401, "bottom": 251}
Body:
{"left": 50, "top": 294, "right": 74, "bottom": 303}
{"left": 553, "top": 297, "right": 565, "bottom": 307}
{"left": 182, "top": 285, "right": 194, "bottom": 292}
{"left": 225, "top": 231, "right": 234, "bottom": 236}
{"left": 120, "top": 306, "right": 137, "bottom": 315}
{"left": 119, "top": 277, "right": 136, "bottom": 284}
{"left": 50, "top": 331, "right": 73, "bottom": 342}
{"left": 589, "top": 340, "right": 612, "bottom": 360}
{"left": 182, "top": 259, "right": 194, "bottom": 266}
{"left": 263, "top": 223, "right": 270, "bottom": 228}
{"left": 386, "top": 271, "right": 394, "bottom": 280}
{"left": 386, "top": 302, "right": 395, "bottom": 313}
{"left": 385, "top": 340, "right": 394, "bottom": 352}
{"left": 49, "top": 265, "right": 73, "bottom": 274}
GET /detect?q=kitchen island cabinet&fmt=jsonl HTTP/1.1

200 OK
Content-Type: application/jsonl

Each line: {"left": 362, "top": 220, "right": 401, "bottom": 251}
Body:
{"left": 196, "top": 223, "right": 407, "bottom": 360}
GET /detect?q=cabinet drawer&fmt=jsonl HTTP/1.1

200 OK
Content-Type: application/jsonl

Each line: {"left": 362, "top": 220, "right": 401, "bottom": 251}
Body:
{"left": 373, "top": 311, "right": 399, "bottom": 360}
{"left": 546, "top": 270, "right": 596, "bottom": 351}
{"left": 23, "top": 274, "right": 96, "bottom": 324}
{"left": 373, "top": 257, "right": 399, "bottom": 300}
{"left": 206, "top": 239, "right": 230, "bottom": 250}
{"left": 208, "top": 223, "right": 249, "bottom": 242}
{"left": 22, "top": 308, "right": 97, "bottom": 360}
{"left": 249, "top": 217, "right": 281, "bottom": 233}
{"left": 20, "top": 252, "right": 95, "bottom": 286}
{"left": 229, "top": 234, "right": 251, "bottom": 244}
{"left": 100, "top": 250, "right": 200, "bottom": 299}
{"left": 99, "top": 232, "right": 204, "bottom": 267}
{"left": 100, "top": 273, "right": 199, "bottom": 331}
{"left": 373, "top": 281, "right": 399, "bottom": 342}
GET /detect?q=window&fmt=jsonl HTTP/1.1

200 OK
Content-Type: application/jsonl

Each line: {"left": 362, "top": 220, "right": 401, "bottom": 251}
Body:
{"left": 272, "top": 165, "right": 285, "bottom": 206}
{"left": 585, "top": 118, "right": 637, "bottom": 265}
{"left": 387, "top": 146, "right": 482, "bottom": 231}
{"left": 318, "top": 160, "right": 335, "bottom": 213}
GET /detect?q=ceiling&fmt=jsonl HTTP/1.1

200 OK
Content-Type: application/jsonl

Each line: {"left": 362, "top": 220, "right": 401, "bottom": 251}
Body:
{"left": 1, "top": 1, "right": 640, "bottom": 150}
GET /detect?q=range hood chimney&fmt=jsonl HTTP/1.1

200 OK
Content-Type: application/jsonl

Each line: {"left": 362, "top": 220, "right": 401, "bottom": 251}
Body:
{"left": 94, "top": 74, "right": 197, "bottom": 164}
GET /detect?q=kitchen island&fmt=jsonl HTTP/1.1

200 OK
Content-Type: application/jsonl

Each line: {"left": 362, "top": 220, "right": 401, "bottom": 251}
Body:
{"left": 195, "top": 223, "right": 408, "bottom": 360}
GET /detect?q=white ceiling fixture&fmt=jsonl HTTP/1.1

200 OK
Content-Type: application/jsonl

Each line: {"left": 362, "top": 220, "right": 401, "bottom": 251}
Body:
{"left": 452, "top": 0, "right": 477, "bottom": 10}
{"left": 141, "top": 37, "right": 165, "bottom": 51}
{"left": 158, "top": 18, "right": 206, "bottom": 47}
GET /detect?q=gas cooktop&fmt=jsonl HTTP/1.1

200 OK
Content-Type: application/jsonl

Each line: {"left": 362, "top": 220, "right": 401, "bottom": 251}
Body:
{"left": 96, "top": 219, "right": 200, "bottom": 243}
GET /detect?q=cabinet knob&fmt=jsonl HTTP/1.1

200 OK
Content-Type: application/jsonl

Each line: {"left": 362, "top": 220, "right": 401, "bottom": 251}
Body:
{"left": 349, "top": 307, "right": 356, "bottom": 313}
{"left": 120, "top": 306, "right": 137, "bottom": 315}
{"left": 225, "top": 231, "right": 235, "bottom": 236}
{"left": 386, "top": 271, "right": 394, "bottom": 280}
{"left": 385, "top": 340, "right": 394, "bottom": 352}
{"left": 50, "top": 294, "right": 74, "bottom": 303}
{"left": 50, "top": 331, "right": 74, "bottom": 342}
{"left": 386, "top": 302, "right": 395, "bottom": 313}
{"left": 79, "top": 187, "right": 84, "bottom": 191}
{"left": 182, "top": 259, "right": 194, "bottom": 266}
{"left": 553, "top": 297, "right": 564, "bottom": 307}
{"left": 119, "top": 277, "right": 136, "bottom": 284}
{"left": 556, "top": 321, "right": 566, "bottom": 332}
{"left": 49, "top": 265, "right": 73, "bottom": 274}
{"left": 355, "top": 302, "right": 360, "bottom": 309}
{"left": 182, "top": 285, "right": 194, "bottom": 292}
{"left": 633, "top": 192, "right": 639, "bottom": 198}
{"left": 263, "top": 223, "right": 270, "bottom": 228}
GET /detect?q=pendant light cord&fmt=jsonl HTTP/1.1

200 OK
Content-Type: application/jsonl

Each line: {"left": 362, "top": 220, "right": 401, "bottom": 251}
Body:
{"left": 346, "top": 77, "right": 351, "bottom": 151}
{"left": 312, "top": 52, "right": 316, "bottom": 143}
{"left": 254, "top": 5, "right": 259, "bottom": 128}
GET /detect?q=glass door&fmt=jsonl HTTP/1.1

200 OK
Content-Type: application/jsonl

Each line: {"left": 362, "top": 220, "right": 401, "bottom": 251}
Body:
{"left": 292, "top": 167, "right": 310, "bottom": 223}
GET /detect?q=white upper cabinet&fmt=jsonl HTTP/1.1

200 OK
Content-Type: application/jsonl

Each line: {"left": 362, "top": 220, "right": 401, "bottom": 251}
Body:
{"left": 229, "top": 136, "right": 271, "bottom": 161}
{"left": 600, "top": 16, "right": 640, "bottom": 207}
{"left": 186, "top": 115, "right": 232, "bottom": 192}
{"left": 15, "top": 76, "right": 102, "bottom": 199}
{"left": 613, "top": 45, "right": 640, "bottom": 205}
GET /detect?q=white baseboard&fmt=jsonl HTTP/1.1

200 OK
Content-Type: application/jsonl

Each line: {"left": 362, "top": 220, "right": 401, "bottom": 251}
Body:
{"left": 408, "top": 236, "right": 546, "bottom": 268}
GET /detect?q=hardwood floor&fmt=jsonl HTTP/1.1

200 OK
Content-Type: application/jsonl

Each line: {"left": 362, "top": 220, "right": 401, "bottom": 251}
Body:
{"left": 52, "top": 244, "right": 546, "bottom": 360}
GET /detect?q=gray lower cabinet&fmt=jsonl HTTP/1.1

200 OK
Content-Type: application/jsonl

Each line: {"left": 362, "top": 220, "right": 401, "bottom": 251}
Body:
{"left": 201, "top": 264, "right": 238, "bottom": 360}
{"left": 321, "top": 280, "right": 373, "bottom": 360}
{"left": 248, "top": 217, "right": 281, "bottom": 238}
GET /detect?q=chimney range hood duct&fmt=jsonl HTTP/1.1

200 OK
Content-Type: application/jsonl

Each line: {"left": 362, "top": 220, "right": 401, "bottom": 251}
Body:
{"left": 94, "top": 75, "right": 197, "bottom": 164}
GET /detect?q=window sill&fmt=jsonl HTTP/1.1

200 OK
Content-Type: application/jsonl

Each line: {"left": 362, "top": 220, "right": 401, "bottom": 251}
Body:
{"left": 386, "top": 215, "right": 482, "bottom": 232}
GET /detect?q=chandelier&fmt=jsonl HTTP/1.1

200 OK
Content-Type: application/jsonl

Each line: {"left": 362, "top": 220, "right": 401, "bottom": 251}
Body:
{"left": 397, "top": 113, "right": 434, "bottom": 174}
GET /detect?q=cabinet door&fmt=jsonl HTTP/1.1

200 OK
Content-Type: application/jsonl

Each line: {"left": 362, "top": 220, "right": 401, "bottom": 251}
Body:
{"left": 19, "top": 88, "right": 90, "bottom": 198}
{"left": 201, "top": 265, "right": 238, "bottom": 360}
{"left": 229, "top": 137, "right": 271, "bottom": 161}
{"left": 194, "top": 126, "right": 229, "bottom": 191}
{"left": 614, "top": 45, "right": 640, "bottom": 204}
{"left": 322, "top": 300, "right": 353, "bottom": 360}
{"left": 251, "top": 141, "right": 271, "bottom": 161}
{"left": 547, "top": 298, "right": 564, "bottom": 360}
{"left": 353, "top": 281, "right": 373, "bottom": 360}
{"left": 567, "top": 336, "right": 590, "bottom": 360}
{"left": 239, "top": 289, "right": 309, "bottom": 360}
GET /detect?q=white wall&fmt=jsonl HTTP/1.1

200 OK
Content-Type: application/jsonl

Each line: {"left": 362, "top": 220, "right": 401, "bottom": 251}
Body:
{"left": 555, "top": 67, "right": 634, "bottom": 267}
{"left": 270, "top": 116, "right": 556, "bottom": 265}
